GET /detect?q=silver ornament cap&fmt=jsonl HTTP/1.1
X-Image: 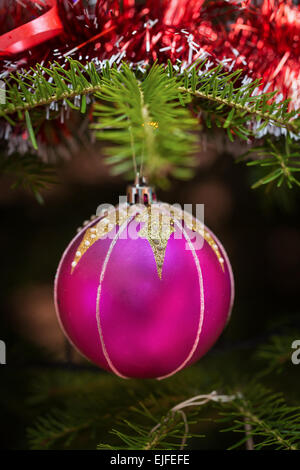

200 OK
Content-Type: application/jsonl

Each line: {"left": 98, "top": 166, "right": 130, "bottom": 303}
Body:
{"left": 126, "top": 173, "right": 156, "bottom": 205}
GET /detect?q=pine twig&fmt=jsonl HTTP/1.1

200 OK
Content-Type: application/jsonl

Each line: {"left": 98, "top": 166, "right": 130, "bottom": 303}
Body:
{"left": 1, "top": 59, "right": 299, "bottom": 190}
{"left": 219, "top": 385, "right": 300, "bottom": 450}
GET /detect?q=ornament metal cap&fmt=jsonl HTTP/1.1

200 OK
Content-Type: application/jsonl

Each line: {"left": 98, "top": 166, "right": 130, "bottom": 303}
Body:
{"left": 126, "top": 173, "right": 156, "bottom": 205}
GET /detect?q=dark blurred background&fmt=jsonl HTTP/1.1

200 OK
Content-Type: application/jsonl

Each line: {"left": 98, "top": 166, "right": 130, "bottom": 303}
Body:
{"left": 0, "top": 136, "right": 300, "bottom": 449}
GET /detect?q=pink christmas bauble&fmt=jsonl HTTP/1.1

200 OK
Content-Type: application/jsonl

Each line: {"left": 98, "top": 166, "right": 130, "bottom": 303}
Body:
{"left": 54, "top": 202, "right": 234, "bottom": 379}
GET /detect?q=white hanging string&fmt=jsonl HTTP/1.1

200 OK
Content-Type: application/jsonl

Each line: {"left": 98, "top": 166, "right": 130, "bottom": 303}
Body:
{"left": 129, "top": 126, "right": 137, "bottom": 176}
{"left": 149, "top": 390, "right": 242, "bottom": 450}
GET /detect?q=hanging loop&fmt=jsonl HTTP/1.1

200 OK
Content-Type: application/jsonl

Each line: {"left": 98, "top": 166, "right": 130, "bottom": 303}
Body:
{"left": 126, "top": 172, "right": 156, "bottom": 205}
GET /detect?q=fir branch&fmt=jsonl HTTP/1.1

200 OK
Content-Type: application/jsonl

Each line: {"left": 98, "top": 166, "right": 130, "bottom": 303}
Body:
{"left": 219, "top": 384, "right": 300, "bottom": 450}
{"left": 180, "top": 63, "right": 300, "bottom": 136}
{"left": 98, "top": 392, "right": 239, "bottom": 451}
{"left": 26, "top": 370, "right": 193, "bottom": 450}
{"left": 0, "top": 60, "right": 103, "bottom": 117}
{"left": 98, "top": 398, "right": 203, "bottom": 451}
{"left": 0, "top": 153, "right": 57, "bottom": 203}
{"left": 98, "top": 411, "right": 197, "bottom": 451}
{"left": 1, "top": 59, "right": 299, "bottom": 189}
{"left": 92, "top": 63, "right": 198, "bottom": 185}
{"left": 255, "top": 333, "right": 300, "bottom": 376}
{"left": 26, "top": 362, "right": 300, "bottom": 451}
{"left": 27, "top": 410, "right": 95, "bottom": 450}
{"left": 243, "top": 137, "right": 300, "bottom": 189}
{"left": 2, "top": 59, "right": 298, "bottom": 136}
{"left": 98, "top": 385, "right": 300, "bottom": 451}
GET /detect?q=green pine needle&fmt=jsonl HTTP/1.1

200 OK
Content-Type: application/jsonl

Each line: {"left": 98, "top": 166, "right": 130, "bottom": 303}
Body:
{"left": 0, "top": 153, "right": 57, "bottom": 203}
{"left": 92, "top": 63, "right": 198, "bottom": 185}
{"left": 0, "top": 58, "right": 299, "bottom": 190}
{"left": 25, "top": 110, "right": 38, "bottom": 150}
{"left": 219, "top": 384, "right": 300, "bottom": 450}
{"left": 242, "top": 136, "right": 300, "bottom": 189}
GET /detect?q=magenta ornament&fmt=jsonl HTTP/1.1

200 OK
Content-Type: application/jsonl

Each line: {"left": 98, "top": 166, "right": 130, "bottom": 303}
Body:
{"left": 54, "top": 202, "right": 234, "bottom": 379}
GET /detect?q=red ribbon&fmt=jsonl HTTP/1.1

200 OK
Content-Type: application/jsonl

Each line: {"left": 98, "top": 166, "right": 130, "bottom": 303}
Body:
{"left": 0, "top": 0, "right": 63, "bottom": 57}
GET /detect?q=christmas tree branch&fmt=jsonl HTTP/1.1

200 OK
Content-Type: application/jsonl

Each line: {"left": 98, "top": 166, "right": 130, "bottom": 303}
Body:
{"left": 99, "top": 386, "right": 300, "bottom": 451}
{"left": 178, "top": 62, "right": 300, "bottom": 138}
{"left": 1, "top": 59, "right": 299, "bottom": 191}
{"left": 2, "top": 60, "right": 298, "bottom": 134}
{"left": 242, "top": 137, "right": 300, "bottom": 189}
{"left": 27, "top": 412, "right": 95, "bottom": 450}
{"left": 219, "top": 385, "right": 300, "bottom": 450}
{"left": 26, "top": 370, "right": 195, "bottom": 450}
{"left": 255, "top": 331, "right": 300, "bottom": 377}
{"left": 181, "top": 85, "right": 299, "bottom": 135}
{"left": 0, "top": 60, "right": 103, "bottom": 117}
{"left": 26, "top": 357, "right": 300, "bottom": 451}
{"left": 92, "top": 63, "right": 198, "bottom": 186}
{"left": 98, "top": 411, "right": 196, "bottom": 451}
{"left": 0, "top": 152, "right": 57, "bottom": 203}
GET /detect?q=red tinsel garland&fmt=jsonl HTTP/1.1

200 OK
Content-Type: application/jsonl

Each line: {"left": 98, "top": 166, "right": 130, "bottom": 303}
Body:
{"left": 223, "top": 0, "right": 300, "bottom": 109}
{"left": 1, "top": 1, "right": 299, "bottom": 101}
{"left": 0, "top": 0, "right": 299, "bottom": 154}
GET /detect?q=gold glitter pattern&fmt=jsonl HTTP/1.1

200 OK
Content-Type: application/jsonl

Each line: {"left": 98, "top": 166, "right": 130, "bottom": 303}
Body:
{"left": 136, "top": 206, "right": 175, "bottom": 279}
{"left": 201, "top": 227, "right": 225, "bottom": 271}
{"left": 142, "top": 121, "right": 159, "bottom": 129}
{"left": 164, "top": 204, "right": 225, "bottom": 271}
{"left": 71, "top": 226, "right": 98, "bottom": 273}
{"left": 71, "top": 207, "right": 131, "bottom": 273}
{"left": 71, "top": 203, "right": 225, "bottom": 275}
